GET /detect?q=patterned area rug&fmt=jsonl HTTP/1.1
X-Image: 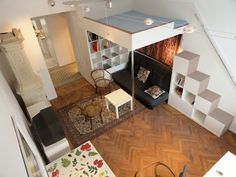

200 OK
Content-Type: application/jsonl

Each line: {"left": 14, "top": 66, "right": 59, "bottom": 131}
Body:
{"left": 58, "top": 94, "right": 145, "bottom": 147}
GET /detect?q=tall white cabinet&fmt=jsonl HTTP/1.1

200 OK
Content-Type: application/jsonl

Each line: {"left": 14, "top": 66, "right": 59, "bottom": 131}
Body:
{"left": 87, "top": 31, "right": 129, "bottom": 73}
{"left": 169, "top": 50, "right": 234, "bottom": 137}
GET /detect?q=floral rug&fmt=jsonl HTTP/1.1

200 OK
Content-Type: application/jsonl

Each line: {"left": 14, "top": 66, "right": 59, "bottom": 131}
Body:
{"left": 58, "top": 94, "right": 144, "bottom": 147}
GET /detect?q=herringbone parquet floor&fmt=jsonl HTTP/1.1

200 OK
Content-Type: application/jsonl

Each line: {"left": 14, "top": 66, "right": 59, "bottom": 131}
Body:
{"left": 52, "top": 78, "right": 236, "bottom": 177}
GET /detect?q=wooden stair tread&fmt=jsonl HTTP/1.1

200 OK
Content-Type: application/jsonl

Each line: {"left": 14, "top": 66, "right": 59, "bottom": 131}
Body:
{"left": 176, "top": 50, "right": 200, "bottom": 61}
{"left": 198, "top": 89, "right": 221, "bottom": 102}
{"left": 188, "top": 71, "right": 210, "bottom": 81}
{"left": 209, "top": 108, "right": 234, "bottom": 125}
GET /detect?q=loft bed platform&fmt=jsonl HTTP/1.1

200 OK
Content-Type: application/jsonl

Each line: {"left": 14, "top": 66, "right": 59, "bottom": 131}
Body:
{"left": 94, "top": 10, "right": 188, "bottom": 34}
{"left": 83, "top": 10, "right": 188, "bottom": 50}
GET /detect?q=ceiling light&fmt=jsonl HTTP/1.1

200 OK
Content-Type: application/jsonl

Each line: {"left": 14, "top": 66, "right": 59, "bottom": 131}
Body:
{"left": 183, "top": 25, "right": 196, "bottom": 33}
{"left": 144, "top": 18, "right": 154, "bottom": 25}
{"left": 84, "top": 7, "right": 90, "bottom": 12}
{"left": 48, "top": 0, "right": 55, "bottom": 7}
{"left": 105, "top": 0, "right": 112, "bottom": 8}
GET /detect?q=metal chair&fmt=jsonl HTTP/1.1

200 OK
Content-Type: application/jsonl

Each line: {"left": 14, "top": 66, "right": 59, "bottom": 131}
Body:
{"left": 91, "top": 69, "right": 112, "bottom": 95}
{"left": 134, "top": 162, "right": 188, "bottom": 177}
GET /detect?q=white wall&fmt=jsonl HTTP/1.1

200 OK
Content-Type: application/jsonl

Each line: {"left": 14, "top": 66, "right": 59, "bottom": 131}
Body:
{"left": 44, "top": 13, "right": 76, "bottom": 66}
{"left": 133, "top": 0, "right": 236, "bottom": 133}
{"left": 0, "top": 71, "right": 47, "bottom": 177}
{"left": 0, "top": 0, "right": 75, "bottom": 100}
{"left": 195, "top": 0, "right": 236, "bottom": 85}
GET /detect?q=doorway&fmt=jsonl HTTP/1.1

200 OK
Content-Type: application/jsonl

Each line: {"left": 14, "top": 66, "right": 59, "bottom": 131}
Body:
{"left": 31, "top": 12, "right": 81, "bottom": 88}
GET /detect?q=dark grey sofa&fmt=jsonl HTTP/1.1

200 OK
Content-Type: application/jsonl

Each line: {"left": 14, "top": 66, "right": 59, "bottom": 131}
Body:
{"left": 112, "top": 51, "right": 171, "bottom": 109}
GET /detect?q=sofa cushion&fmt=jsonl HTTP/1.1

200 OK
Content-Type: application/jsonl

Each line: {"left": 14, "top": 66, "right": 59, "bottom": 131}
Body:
{"left": 136, "top": 67, "right": 151, "bottom": 83}
{"left": 144, "top": 85, "right": 166, "bottom": 99}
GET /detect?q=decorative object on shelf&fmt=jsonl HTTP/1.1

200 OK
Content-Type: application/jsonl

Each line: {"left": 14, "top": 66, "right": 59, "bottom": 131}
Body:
{"left": 92, "top": 41, "right": 99, "bottom": 52}
{"left": 175, "top": 87, "right": 183, "bottom": 96}
{"left": 102, "top": 55, "right": 109, "bottom": 60}
{"left": 176, "top": 74, "right": 185, "bottom": 87}
{"left": 0, "top": 28, "right": 50, "bottom": 107}
{"left": 103, "top": 40, "right": 110, "bottom": 49}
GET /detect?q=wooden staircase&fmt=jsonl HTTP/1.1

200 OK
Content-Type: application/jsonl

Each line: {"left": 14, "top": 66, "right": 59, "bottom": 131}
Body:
{"left": 168, "top": 50, "right": 234, "bottom": 137}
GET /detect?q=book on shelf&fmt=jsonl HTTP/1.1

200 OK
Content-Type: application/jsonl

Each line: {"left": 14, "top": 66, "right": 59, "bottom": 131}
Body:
{"left": 102, "top": 55, "right": 109, "bottom": 60}
{"left": 176, "top": 75, "right": 185, "bottom": 87}
{"left": 111, "top": 52, "right": 118, "bottom": 57}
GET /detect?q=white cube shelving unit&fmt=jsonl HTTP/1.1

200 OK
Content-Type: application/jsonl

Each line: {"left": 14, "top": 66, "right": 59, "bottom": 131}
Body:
{"left": 194, "top": 89, "right": 221, "bottom": 114}
{"left": 87, "top": 31, "right": 129, "bottom": 73}
{"left": 169, "top": 50, "right": 235, "bottom": 137}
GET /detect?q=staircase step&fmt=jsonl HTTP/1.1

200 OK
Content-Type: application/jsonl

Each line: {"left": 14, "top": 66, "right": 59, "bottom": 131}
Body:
{"left": 173, "top": 51, "right": 200, "bottom": 75}
{"left": 195, "top": 89, "right": 221, "bottom": 114}
{"left": 205, "top": 108, "right": 234, "bottom": 137}
{"left": 184, "top": 71, "right": 210, "bottom": 95}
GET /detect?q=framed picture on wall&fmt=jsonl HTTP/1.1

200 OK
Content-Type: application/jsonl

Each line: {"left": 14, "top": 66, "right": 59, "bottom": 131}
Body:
{"left": 11, "top": 117, "right": 45, "bottom": 177}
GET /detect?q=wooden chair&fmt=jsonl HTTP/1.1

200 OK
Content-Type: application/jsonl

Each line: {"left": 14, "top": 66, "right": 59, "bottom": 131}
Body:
{"left": 134, "top": 162, "right": 188, "bottom": 177}
{"left": 91, "top": 69, "right": 112, "bottom": 95}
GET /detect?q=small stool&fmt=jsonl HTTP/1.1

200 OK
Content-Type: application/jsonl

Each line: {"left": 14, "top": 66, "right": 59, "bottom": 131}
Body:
{"left": 82, "top": 102, "right": 103, "bottom": 130}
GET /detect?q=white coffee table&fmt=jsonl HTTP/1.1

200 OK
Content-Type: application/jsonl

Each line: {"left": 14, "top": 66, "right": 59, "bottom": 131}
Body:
{"left": 105, "top": 89, "right": 133, "bottom": 119}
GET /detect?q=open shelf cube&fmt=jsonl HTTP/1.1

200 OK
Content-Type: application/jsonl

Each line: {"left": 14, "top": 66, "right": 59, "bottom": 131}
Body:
{"left": 193, "top": 109, "right": 206, "bottom": 125}
{"left": 183, "top": 90, "right": 195, "bottom": 105}
{"left": 120, "top": 53, "right": 128, "bottom": 64}
{"left": 93, "top": 62, "right": 103, "bottom": 70}
{"left": 174, "top": 85, "right": 183, "bottom": 98}
{"left": 112, "top": 56, "right": 120, "bottom": 67}
{"left": 174, "top": 73, "right": 185, "bottom": 88}
{"left": 119, "top": 46, "right": 128, "bottom": 54}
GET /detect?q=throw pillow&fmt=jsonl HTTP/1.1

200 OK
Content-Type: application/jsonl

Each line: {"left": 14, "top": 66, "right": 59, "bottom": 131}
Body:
{"left": 137, "top": 67, "right": 151, "bottom": 83}
{"left": 145, "top": 85, "right": 165, "bottom": 99}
